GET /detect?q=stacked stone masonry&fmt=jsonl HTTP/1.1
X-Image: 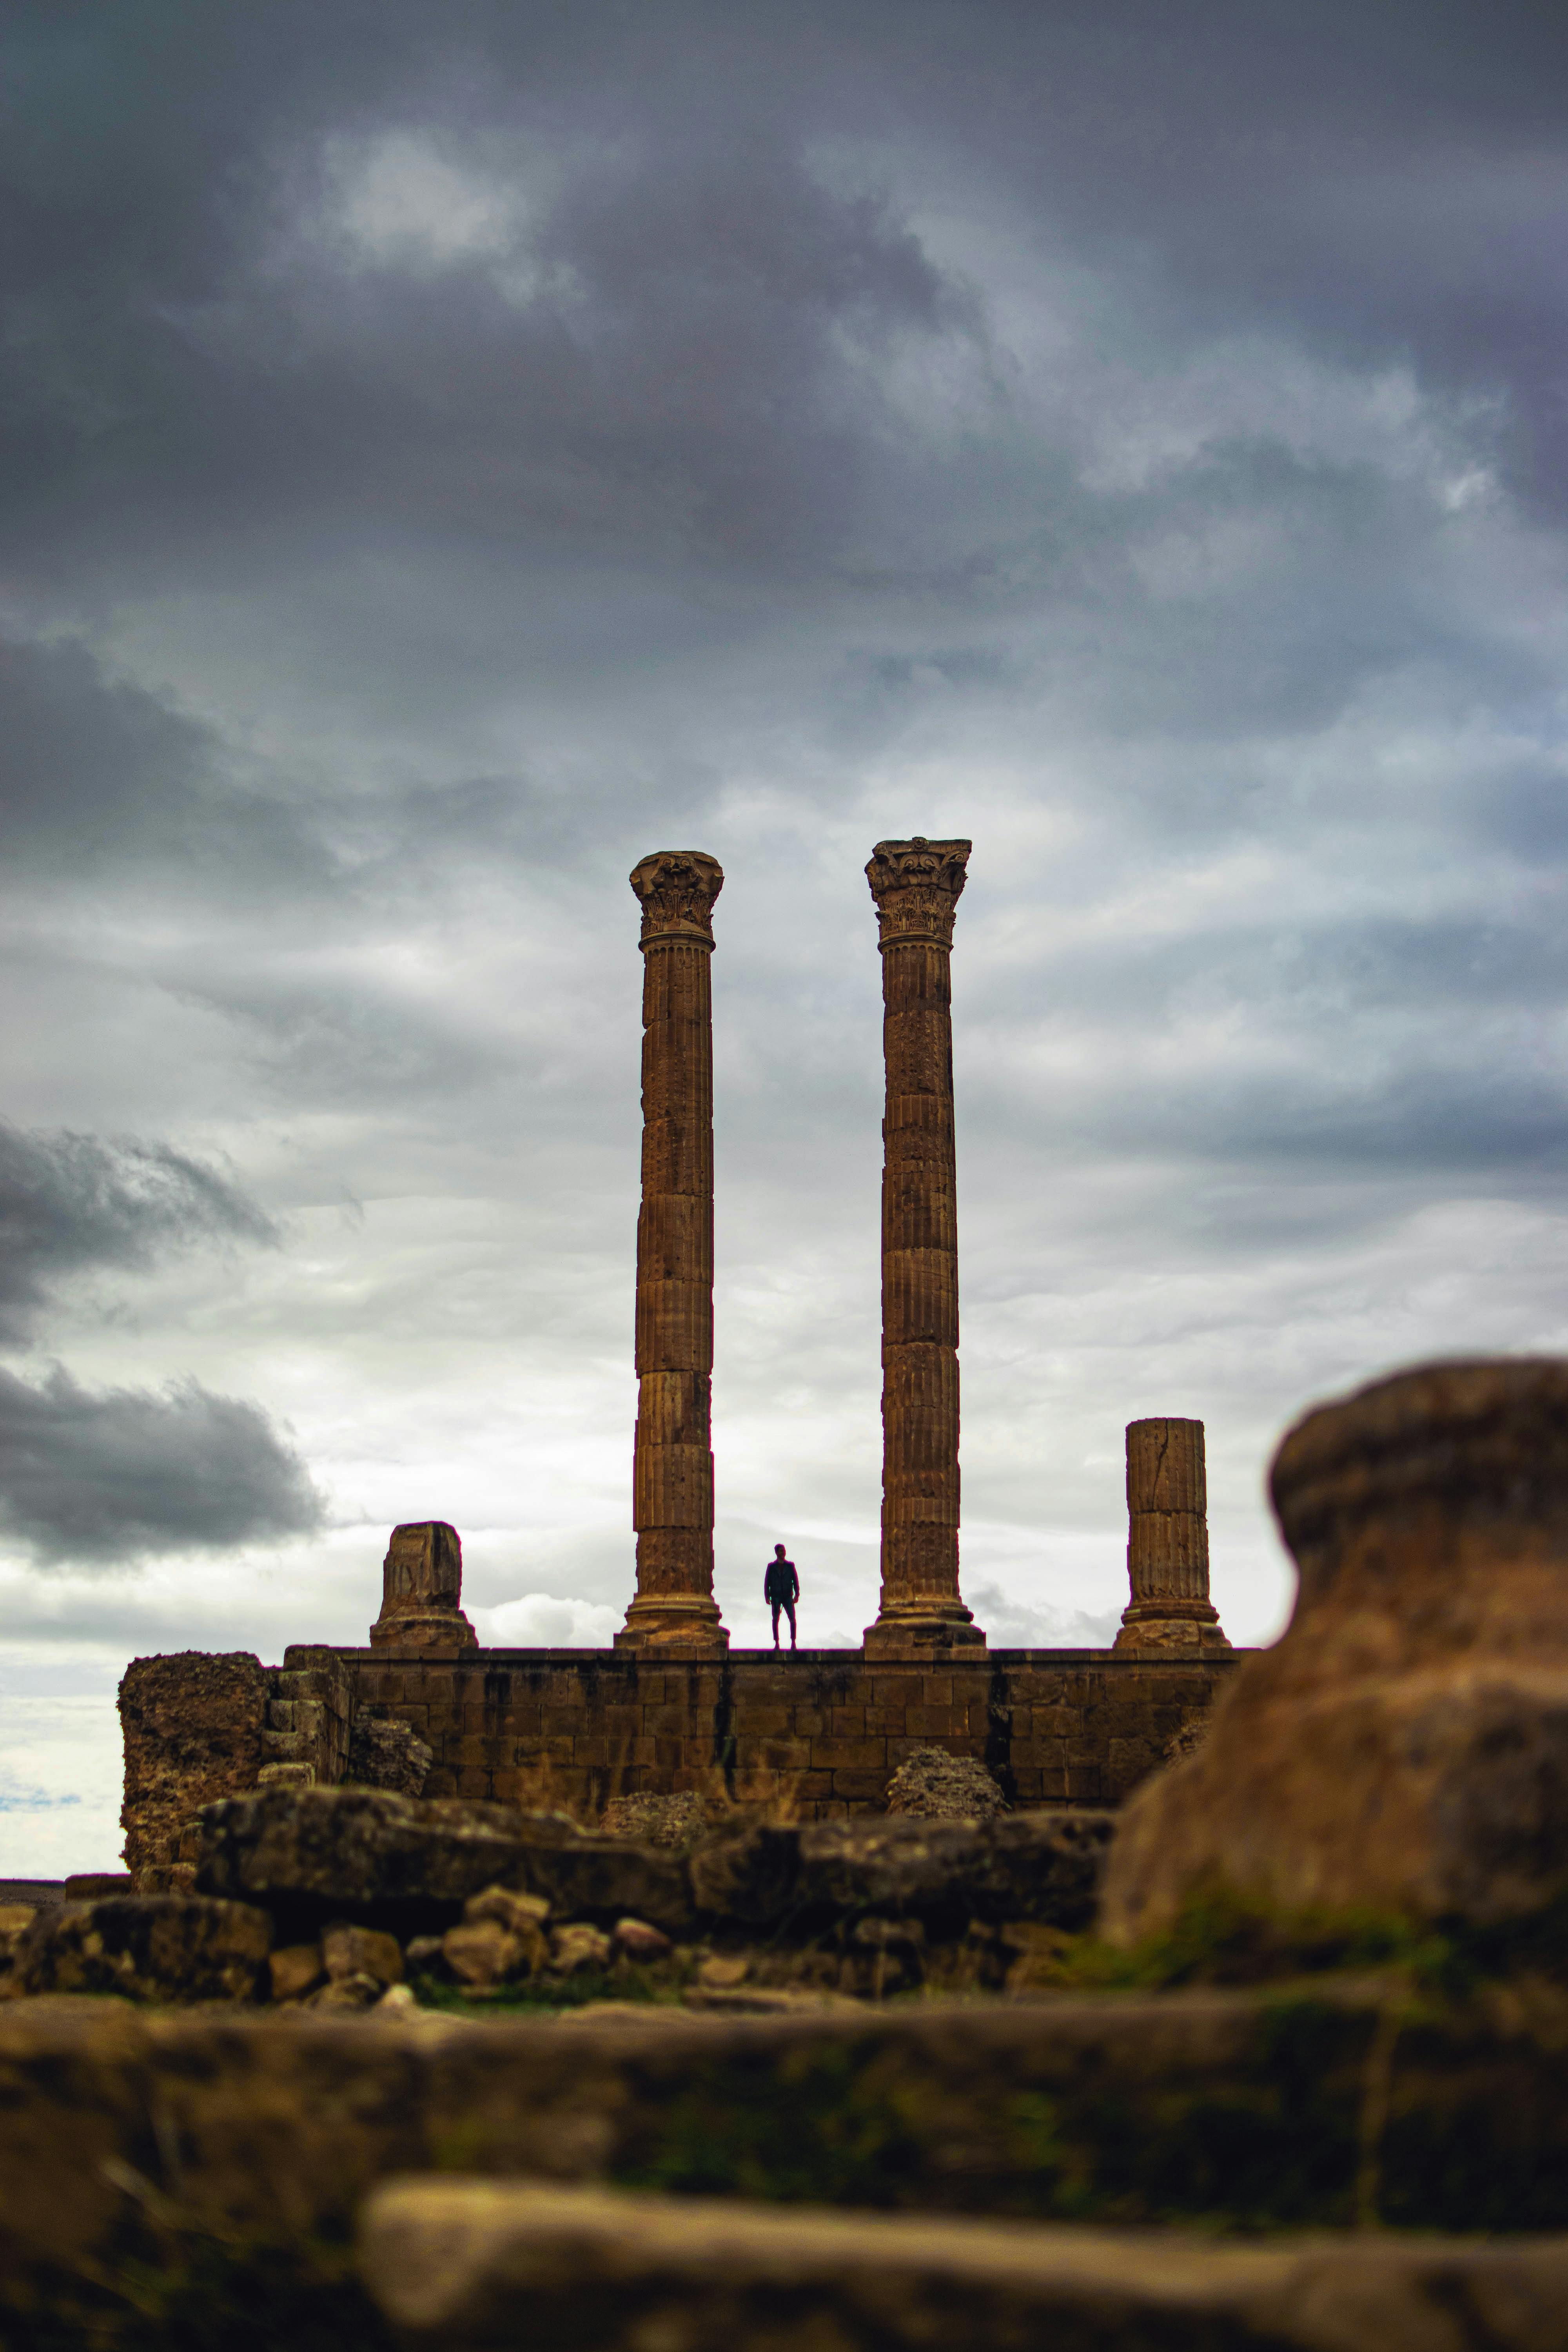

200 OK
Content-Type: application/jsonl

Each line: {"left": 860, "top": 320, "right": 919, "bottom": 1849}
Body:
{"left": 123, "top": 1646, "right": 1236, "bottom": 1866}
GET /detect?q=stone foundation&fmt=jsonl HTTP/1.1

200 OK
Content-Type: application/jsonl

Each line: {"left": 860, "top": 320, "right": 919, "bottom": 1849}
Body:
{"left": 121, "top": 1645, "right": 1236, "bottom": 1874}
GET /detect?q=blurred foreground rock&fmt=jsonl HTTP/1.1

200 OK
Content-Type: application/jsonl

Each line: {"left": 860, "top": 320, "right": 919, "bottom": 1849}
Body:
{"left": 361, "top": 2180, "right": 1568, "bottom": 2352}
{"left": 1103, "top": 1359, "right": 1568, "bottom": 1943}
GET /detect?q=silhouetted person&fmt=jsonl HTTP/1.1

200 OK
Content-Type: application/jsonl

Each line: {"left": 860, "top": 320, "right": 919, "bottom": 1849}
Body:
{"left": 764, "top": 1543, "right": 799, "bottom": 1650}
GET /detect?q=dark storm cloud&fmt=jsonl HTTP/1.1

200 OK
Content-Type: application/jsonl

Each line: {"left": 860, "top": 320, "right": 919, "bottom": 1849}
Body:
{"left": 0, "top": 1365, "right": 324, "bottom": 1562}
{"left": 6, "top": 0, "right": 1567, "bottom": 588}
{"left": 0, "top": 1118, "right": 278, "bottom": 1343}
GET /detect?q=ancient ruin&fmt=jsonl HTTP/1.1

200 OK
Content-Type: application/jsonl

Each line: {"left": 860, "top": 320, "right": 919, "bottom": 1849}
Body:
{"left": 109, "top": 843, "right": 1239, "bottom": 1858}
{"left": 617, "top": 850, "right": 728, "bottom": 1655}
{"left": 864, "top": 838, "right": 985, "bottom": 1656}
{"left": 1112, "top": 1418, "right": 1231, "bottom": 1654}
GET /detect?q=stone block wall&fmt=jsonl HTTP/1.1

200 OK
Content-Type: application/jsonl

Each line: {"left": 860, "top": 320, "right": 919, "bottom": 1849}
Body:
{"left": 120, "top": 1651, "right": 271, "bottom": 1881}
{"left": 340, "top": 1648, "right": 1238, "bottom": 1818}
{"left": 119, "top": 1643, "right": 1239, "bottom": 1872}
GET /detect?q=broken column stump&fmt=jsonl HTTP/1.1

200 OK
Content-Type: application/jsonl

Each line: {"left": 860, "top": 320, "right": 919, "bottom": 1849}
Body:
{"left": 1112, "top": 1418, "right": 1231, "bottom": 1655}
{"left": 369, "top": 1521, "right": 477, "bottom": 1651}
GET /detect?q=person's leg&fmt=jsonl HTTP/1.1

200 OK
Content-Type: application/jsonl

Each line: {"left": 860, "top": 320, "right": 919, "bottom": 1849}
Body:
{"left": 784, "top": 1597, "right": 797, "bottom": 1650}
{"left": 771, "top": 1598, "right": 781, "bottom": 1648}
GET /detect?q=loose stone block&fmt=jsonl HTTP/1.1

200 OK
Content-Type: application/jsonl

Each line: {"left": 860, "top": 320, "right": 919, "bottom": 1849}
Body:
{"left": 11, "top": 1893, "right": 272, "bottom": 2003}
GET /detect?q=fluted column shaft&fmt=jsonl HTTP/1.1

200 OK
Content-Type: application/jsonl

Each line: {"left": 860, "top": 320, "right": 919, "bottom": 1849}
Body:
{"left": 616, "top": 852, "right": 728, "bottom": 1655}
{"left": 1113, "top": 1417, "right": 1230, "bottom": 1653}
{"left": 864, "top": 838, "right": 985, "bottom": 1656}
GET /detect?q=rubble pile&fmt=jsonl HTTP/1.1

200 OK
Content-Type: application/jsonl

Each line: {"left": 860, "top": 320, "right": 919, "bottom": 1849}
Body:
{"left": 884, "top": 1746, "right": 1007, "bottom": 1818}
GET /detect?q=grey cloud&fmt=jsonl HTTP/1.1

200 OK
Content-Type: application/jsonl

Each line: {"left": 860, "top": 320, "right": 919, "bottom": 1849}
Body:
{"left": 0, "top": 1120, "right": 278, "bottom": 1344}
{"left": 0, "top": 635, "right": 326, "bottom": 886}
{"left": 0, "top": 1365, "right": 324, "bottom": 1563}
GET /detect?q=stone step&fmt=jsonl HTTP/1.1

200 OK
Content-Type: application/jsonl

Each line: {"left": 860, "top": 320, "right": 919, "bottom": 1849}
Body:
{"left": 359, "top": 2180, "right": 1568, "bottom": 2352}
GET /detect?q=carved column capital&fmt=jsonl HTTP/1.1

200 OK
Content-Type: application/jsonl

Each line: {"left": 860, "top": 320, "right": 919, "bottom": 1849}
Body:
{"left": 866, "top": 838, "right": 971, "bottom": 950}
{"left": 631, "top": 851, "right": 724, "bottom": 949}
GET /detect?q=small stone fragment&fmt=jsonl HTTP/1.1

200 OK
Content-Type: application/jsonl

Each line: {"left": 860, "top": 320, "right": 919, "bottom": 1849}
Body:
{"left": 269, "top": 1942, "right": 326, "bottom": 2002}
{"left": 464, "top": 1885, "right": 550, "bottom": 1932}
{"left": 613, "top": 1916, "right": 672, "bottom": 1960}
{"left": 405, "top": 1935, "right": 445, "bottom": 1970}
{"left": 323, "top": 1921, "right": 404, "bottom": 1987}
{"left": 257, "top": 1761, "right": 316, "bottom": 1790}
{"left": 374, "top": 1982, "right": 418, "bottom": 2014}
{"left": 549, "top": 1923, "right": 613, "bottom": 1974}
{"left": 697, "top": 1951, "right": 750, "bottom": 1989}
{"left": 443, "top": 1919, "right": 531, "bottom": 1989}
{"left": 305, "top": 1970, "right": 383, "bottom": 2011}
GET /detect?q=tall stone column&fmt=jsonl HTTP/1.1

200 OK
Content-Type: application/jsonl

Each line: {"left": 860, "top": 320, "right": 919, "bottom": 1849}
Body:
{"left": 1113, "top": 1418, "right": 1230, "bottom": 1653}
{"left": 864, "top": 838, "right": 985, "bottom": 1656}
{"left": 616, "top": 851, "right": 729, "bottom": 1655}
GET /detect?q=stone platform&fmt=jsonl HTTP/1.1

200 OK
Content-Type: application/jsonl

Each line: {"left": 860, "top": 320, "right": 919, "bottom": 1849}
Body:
{"left": 122, "top": 1645, "right": 1240, "bottom": 1871}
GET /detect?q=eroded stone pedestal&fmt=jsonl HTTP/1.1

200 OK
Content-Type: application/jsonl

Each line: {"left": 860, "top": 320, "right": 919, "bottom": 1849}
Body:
{"left": 369, "top": 1521, "right": 477, "bottom": 1651}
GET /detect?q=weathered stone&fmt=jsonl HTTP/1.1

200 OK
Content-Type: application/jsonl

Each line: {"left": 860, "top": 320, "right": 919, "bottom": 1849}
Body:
{"left": 884, "top": 1747, "right": 1006, "bottom": 1818}
{"left": 7, "top": 1984, "right": 1568, "bottom": 2330}
{"left": 370, "top": 1522, "right": 478, "bottom": 1651}
{"left": 258, "top": 1761, "right": 315, "bottom": 1789}
{"left": 510, "top": 1838, "right": 697, "bottom": 1939}
{"left": 550, "top": 1923, "right": 613, "bottom": 1973}
{"left": 691, "top": 1812, "right": 1112, "bottom": 1935}
{"left": 361, "top": 2179, "right": 1568, "bottom": 2352}
{"left": 119, "top": 1651, "right": 270, "bottom": 1884}
{"left": 863, "top": 839, "right": 985, "bottom": 1657}
{"left": 269, "top": 1942, "right": 325, "bottom": 2002}
{"left": 305, "top": 1970, "right": 384, "bottom": 2010}
{"left": 63, "top": 1872, "right": 133, "bottom": 1900}
{"left": 324, "top": 1920, "right": 404, "bottom": 1985}
{"left": 1102, "top": 1357, "right": 1568, "bottom": 1944}
{"left": 617, "top": 850, "right": 729, "bottom": 1656}
{"left": 600, "top": 1790, "right": 710, "bottom": 1848}
{"left": 195, "top": 1786, "right": 592, "bottom": 1933}
{"left": 349, "top": 1711, "right": 435, "bottom": 1796}
{"left": 465, "top": 1886, "right": 551, "bottom": 1934}
{"left": 1113, "top": 1418, "right": 1232, "bottom": 1655}
{"left": 11, "top": 1894, "right": 271, "bottom": 2002}
{"left": 444, "top": 1919, "right": 535, "bottom": 1989}
{"left": 697, "top": 1951, "right": 750, "bottom": 1989}
{"left": 613, "top": 1916, "right": 672, "bottom": 1960}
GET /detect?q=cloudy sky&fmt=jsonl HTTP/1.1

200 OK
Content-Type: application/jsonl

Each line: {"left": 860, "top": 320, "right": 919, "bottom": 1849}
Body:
{"left": 5, "top": 0, "right": 1568, "bottom": 1869}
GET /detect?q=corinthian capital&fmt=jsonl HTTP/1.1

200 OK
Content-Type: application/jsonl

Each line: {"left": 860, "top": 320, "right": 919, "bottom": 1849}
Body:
{"left": 866, "top": 837, "right": 971, "bottom": 948}
{"left": 630, "top": 850, "right": 724, "bottom": 948}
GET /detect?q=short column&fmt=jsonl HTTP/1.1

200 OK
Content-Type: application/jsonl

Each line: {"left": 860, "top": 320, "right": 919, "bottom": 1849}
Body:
{"left": 616, "top": 850, "right": 729, "bottom": 1655}
{"left": 369, "top": 1521, "right": 477, "bottom": 1650}
{"left": 1113, "top": 1419, "right": 1230, "bottom": 1653}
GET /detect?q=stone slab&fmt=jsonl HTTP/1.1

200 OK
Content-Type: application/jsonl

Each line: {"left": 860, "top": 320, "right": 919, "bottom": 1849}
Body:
{"left": 361, "top": 2180, "right": 1568, "bottom": 2352}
